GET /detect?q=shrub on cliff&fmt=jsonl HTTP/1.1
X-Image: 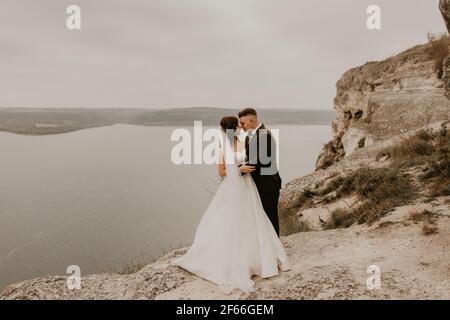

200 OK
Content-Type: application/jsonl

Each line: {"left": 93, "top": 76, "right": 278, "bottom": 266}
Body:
{"left": 325, "top": 166, "right": 415, "bottom": 228}
{"left": 381, "top": 125, "right": 450, "bottom": 197}
{"left": 325, "top": 125, "right": 449, "bottom": 229}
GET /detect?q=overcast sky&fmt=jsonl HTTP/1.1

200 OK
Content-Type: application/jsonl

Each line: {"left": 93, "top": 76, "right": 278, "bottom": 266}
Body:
{"left": 0, "top": 0, "right": 446, "bottom": 110}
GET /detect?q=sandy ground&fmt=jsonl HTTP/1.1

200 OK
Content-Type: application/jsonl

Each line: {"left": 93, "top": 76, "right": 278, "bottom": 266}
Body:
{"left": 1, "top": 198, "right": 449, "bottom": 300}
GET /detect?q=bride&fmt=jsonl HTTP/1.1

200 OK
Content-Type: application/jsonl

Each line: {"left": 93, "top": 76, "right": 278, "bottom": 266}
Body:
{"left": 171, "top": 116, "right": 290, "bottom": 294}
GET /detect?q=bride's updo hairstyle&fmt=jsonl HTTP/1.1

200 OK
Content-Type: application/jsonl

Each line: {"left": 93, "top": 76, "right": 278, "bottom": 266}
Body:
{"left": 220, "top": 116, "right": 239, "bottom": 141}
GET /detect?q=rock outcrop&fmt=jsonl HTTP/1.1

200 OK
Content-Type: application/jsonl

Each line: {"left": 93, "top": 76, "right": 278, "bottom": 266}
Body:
{"left": 443, "top": 55, "right": 450, "bottom": 99}
{"left": 284, "top": 2, "right": 450, "bottom": 234}
{"left": 439, "top": 0, "right": 450, "bottom": 99}
{"left": 440, "top": 0, "right": 450, "bottom": 33}
{"left": 316, "top": 39, "right": 450, "bottom": 170}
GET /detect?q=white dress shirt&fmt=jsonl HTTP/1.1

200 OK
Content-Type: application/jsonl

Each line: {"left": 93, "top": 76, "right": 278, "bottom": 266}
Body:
{"left": 248, "top": 123, "right": 262, "bottom": 141}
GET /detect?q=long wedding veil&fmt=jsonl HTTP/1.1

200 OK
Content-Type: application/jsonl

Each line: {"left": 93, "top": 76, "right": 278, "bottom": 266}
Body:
{"left": 217, "top": 129, "right": 242, "bottom": 183}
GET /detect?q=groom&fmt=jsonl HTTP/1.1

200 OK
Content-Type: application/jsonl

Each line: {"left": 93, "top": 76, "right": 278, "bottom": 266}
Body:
{"left": 238, "top": 108, "right": 282, "bottom": 236}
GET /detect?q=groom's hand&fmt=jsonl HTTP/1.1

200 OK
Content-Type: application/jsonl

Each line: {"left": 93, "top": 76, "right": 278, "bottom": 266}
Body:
{"left": 239, "top": 164, "right": 256, "bottom": 174}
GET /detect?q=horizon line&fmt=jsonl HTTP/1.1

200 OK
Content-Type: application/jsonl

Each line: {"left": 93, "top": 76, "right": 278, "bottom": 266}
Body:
{"left": 0, "top": 106, "right": 334, "bottom": 111}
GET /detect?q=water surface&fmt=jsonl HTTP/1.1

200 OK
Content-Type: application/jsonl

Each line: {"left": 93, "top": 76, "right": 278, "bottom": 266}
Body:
{"left": 0, "top": 124, "right": 331, "bottom": 290}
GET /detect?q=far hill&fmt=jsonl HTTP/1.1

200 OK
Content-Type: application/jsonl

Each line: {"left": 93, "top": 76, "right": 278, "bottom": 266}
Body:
{"left": 0, "top": 107, "right": 335, "bottom": 135}
{"left": 131, "top": 107, "right": 335, "bottom": 126}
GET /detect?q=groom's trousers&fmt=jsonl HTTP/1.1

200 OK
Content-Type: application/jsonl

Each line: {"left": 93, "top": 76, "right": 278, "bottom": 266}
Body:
{"left": 258, "top": 189, "right": 280, "bottom": 237}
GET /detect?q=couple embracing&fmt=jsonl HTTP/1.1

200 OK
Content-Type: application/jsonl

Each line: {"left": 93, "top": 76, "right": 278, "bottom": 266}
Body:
{"left": 171, "top": 108, "right": 290, "bottom": 294}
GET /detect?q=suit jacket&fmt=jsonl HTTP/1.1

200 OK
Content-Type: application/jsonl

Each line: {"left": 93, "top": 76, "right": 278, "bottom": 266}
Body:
{"left": 244, "top": 123, "right": 282, "bottom": 192}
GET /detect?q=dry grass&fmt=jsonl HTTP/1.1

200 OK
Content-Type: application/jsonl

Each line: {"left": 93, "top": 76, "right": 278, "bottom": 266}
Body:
{"left": 320, "top": 175, "right": 355, "bottom": 199}
{"left": 422, "top": 220, "right": 439, "bottom": 236}
{"left": 280, "top": 207, "right": 306, "bottom": 236}
{"left": 115, "top": 244, "right": 185, "bottom": 275}
{"left": 280, "top": 188, "right": 317, "bottom": 235}
{"left": 116, "top": 261, "right": 147, "bottom": 275}
{"left": 283, "top": 125, "right": 449, "bottom": 234}
{"left": 407, "top": 207, "right": 439, "bottom": 236}
{"left": 323, "top": 126, "right": 448, "bottom": 230}
{"left": 325, "top": 209, "right": 354, "bottom": 229}
{"left": 379, "top": 129, "right": 435, "bottom": 162}
{"left": 324, "top": 166, "right": 415, "bottom": 229}
{"left": 380, "top": 125, "right": 450, "bottom": 198}
{"left": 377, "top": 221, "right": 398, "bottom": 229}
{"left": 297, "top": 220, "right": 312, "bottom": 233}
{"left": 408, "top": 209, "right": 437, "bottom": 222}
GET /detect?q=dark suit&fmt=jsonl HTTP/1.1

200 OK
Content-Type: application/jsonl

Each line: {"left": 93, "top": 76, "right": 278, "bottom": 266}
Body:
{"left": 244, "top": 124, "right": 282, "bottom": 236}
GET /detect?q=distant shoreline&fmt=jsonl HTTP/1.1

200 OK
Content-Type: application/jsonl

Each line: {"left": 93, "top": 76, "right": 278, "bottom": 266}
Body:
{"left": 0, "top": 107, "right": 335, "bottom": 136}
{"left": 0, "top": 122, "right": 333, "bottom": 136}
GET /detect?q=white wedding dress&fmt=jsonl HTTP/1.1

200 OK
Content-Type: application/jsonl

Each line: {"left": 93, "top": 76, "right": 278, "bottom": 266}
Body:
{"left": 171, "top": 133, "right": 290, "bottom": 294}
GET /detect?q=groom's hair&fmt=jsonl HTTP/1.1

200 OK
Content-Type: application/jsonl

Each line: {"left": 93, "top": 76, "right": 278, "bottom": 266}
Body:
{"left": 238, "top": 108, "right": 257, "bottom": 118}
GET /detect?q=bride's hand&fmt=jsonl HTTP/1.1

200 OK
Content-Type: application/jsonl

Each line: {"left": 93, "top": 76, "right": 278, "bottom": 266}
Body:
{"left": 239, "top": 164, "right": 256, "bottom": 174}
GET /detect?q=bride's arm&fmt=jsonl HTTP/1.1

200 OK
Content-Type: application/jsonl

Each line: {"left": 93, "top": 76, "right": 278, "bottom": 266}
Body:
{"left": 218, "top": 150, "right": 226, "bottom": 177}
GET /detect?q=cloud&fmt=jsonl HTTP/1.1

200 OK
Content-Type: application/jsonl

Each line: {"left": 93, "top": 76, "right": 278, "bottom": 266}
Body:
{"left": 0, "top": 0, "right": 446, "bottom": 108}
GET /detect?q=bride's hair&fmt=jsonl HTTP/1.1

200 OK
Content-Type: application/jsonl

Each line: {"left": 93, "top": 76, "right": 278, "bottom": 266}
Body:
{"left": 220, "top": 116, "right": 239, "bottom": 141}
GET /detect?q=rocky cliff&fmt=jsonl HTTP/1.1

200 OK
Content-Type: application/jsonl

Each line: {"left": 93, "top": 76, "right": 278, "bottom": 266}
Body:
{"left": 440, "top": 0, "right": 450, "bottom": 33}
{"left": 316, "top": 34, "right": 450, "bottom": 169}
{"left": 282, "top": 21, "right": 450, "bottom": 234}
{"left": 440, "top": 0, "right": 450, "bottom": 99}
